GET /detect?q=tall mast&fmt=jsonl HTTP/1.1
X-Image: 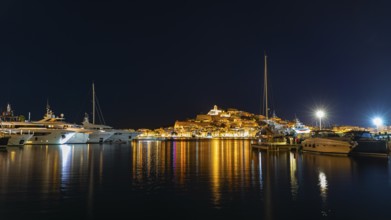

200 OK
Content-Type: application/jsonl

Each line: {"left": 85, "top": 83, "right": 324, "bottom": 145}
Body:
{"left": 264, "top": 53, "right": 268, "bottom": 120}
{"left": 92, "top": 82, "right": 95, "bottom": 124}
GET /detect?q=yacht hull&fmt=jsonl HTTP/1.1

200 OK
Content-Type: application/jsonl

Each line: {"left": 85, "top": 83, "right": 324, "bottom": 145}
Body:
{"left": 7, "top": 133, "right": 34, "bottom": 146}
{"left": 105, "top": 130, "right": 141, "bottom": 144}
{"left": 0, "top": 129, "right": 34, "bottom": 146}
{"left": 87, "top": 131, "right": 114, "bottom": 143}
{"left": 24, "top": 130, "right": 76, "bottom": 145}
{"left": 301, "top": 137, "right": 355, "bottom": 155}
{"left": 65, "top": 132, "right": 89, "bottom": 144}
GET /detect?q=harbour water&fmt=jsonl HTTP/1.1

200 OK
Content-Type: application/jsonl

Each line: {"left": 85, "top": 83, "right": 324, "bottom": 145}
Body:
{"left": 0, "top": 140, "right": 390, "bottom": 219}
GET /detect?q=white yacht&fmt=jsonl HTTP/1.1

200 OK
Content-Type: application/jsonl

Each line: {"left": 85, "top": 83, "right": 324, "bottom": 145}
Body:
{"left": 0, "top": 103, "right": 77, "bottom": 145}
{"left": 301, "top": 130, "right": 357, "bottom": 155}
{"left": 105, "top": 129, "right": 141, "bottom": 144}
{"left": 291, "top": 118, "right": 311, "bottom": 134}
{"left": 81, "top": 83, "right": 140, "bottom": 144}
{"left": 82, "top": 113, "right": 114, "bottom": 143}
{"left": 34, "top": 105, "right": 90, "bottom": 144}
{"left": 1, "top": 121, "right": 76, "bottom": 145}
{"left": 82, "top": 114, "right": 140, "bottom": 144}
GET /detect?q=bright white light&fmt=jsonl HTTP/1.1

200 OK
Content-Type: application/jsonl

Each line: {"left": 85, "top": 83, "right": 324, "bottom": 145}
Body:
{"left": 318, "top": 171, "right": 328, "bottom": 202}
{"left": 373, "top": 117, "right": 383, "bottom": 127}
{"left": 316, "top": 110, "right": 325, "bottom": 118}
{"left": 316, "top": 110, "right": 325, "bottom": 130}
{"left": 60, "top": 144, "right": 71, "bottom": 183}
{"left": 319, "top": 172, "right": 327, "bottom": 189}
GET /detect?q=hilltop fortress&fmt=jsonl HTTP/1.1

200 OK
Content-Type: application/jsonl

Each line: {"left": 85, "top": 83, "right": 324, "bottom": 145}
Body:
{"left": 137, "top": 105, "right": 321, "bottom": 139}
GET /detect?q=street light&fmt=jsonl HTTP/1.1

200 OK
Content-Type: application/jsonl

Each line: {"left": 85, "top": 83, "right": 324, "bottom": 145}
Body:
{"left": 316, "top": 110, "right": 325, "bottom": 130}
{"left": 373, "top": 117, "right": 383, "bottom": 132}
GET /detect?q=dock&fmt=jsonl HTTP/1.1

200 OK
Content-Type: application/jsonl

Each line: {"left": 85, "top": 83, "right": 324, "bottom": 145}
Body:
{"left": 252, "top": 143, "right": 301, "bottom": 151}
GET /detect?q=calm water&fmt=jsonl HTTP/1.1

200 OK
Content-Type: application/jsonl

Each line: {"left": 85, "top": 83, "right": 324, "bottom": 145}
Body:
{"left": 0, "top": 140, "right": 390, "bottom": 220}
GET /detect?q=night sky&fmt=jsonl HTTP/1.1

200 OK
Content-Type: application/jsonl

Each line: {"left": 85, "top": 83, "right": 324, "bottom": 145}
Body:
{"left": 1, "top": 0, "right": 391, "bottom": 129}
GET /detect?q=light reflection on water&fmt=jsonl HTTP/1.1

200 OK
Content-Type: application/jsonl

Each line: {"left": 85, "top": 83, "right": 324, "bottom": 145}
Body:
{"left": 290, "top": 152, "right": 298, "bottom": 200}
{"left": 0, "top": 141, "right": 390, "bottom": 219}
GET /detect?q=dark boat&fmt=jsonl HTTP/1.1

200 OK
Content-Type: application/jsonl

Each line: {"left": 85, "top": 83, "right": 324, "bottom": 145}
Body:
{"left": 344, "top": 130, "right": 389, "bottom": 157}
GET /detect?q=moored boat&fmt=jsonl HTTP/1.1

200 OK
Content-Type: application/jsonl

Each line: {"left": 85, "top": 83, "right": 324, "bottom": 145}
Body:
{"left": 34, "top": 104, "right": 90, "bottom": 144}
{"left": 344, "top": 130, "right": 389, "bottom": 157}
{"left": 82, "top": 114, "right": 114, "bottom": 143}
{"left": 291, "top": 118, "right": 311, "bottom": 134}
{"left": 301, "top": 130, "right": 357, "bottom": 155}
{"left": 0, "top": 103, "right": 77, "bottom": 145}
{"left": 82, "top": 83, "right": 140, "bottom": 144}
{"left": 105, "top": 129, "right": 141, "bottom": 144}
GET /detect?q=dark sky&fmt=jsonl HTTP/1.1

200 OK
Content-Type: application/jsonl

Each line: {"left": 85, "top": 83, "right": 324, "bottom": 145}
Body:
{"left": 1, "top": 0, "right": 391, "bottom": 129}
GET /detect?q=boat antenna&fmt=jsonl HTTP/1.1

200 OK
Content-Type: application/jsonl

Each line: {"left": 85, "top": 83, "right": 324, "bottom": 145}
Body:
{"left": 92, "top": 82, "right": 95, "bottom": 124}
{"left": 263, "top": 52, "right": 268, "bottom": 120}
{"left": 46, "top": 99, "right": 51, "bottom": 117}
{"left": 91, "top": 82, "right": 106, "bottom": 125}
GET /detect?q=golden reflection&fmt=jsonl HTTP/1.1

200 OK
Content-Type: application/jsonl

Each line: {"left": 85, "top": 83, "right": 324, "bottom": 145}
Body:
{"left": 210, "top": 139, "right": 221, "bottom": 207}
{"left": 289, "top": 152, "right": 298, "bottom": 200}
{"left": 131, "top": 139, "right": 254, "bottom": 208}
{"left": 209, "top": 139, "right": 253, "bottom": 208}
{"left": 258, "top": 152, "right": 263, "bottom": 190}
{"left": 147, "top": 141, "right": 151, "bottom": 177}
{"left": 10, "top": 151, "right": 15, "bottom": 162}
{"left": 195, "top": 141, "right": 199, "bottom": 175}
{"left": 132, "top": 140, "right": 165, "bottom": 182}
{"left": 179, "top": 141, "right": 190, "bottom": 185}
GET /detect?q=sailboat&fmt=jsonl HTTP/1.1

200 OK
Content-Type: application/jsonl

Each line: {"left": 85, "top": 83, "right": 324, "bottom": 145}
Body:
{"left": 82, "top": 83, "right": 140, "bottom": 144}
{"left": 253, "top": 54, "right": 298, "bottom": 150}
{"left": 82, "top": 113, "right": 114, "bottom": 143}
{"left": 260, "top": 54, "right": 287, "bottom": 133}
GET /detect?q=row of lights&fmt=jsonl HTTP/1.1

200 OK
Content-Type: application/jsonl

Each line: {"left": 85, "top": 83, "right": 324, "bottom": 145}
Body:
{"left": 315, "top": 110, "right": 383, "bottom": 131}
